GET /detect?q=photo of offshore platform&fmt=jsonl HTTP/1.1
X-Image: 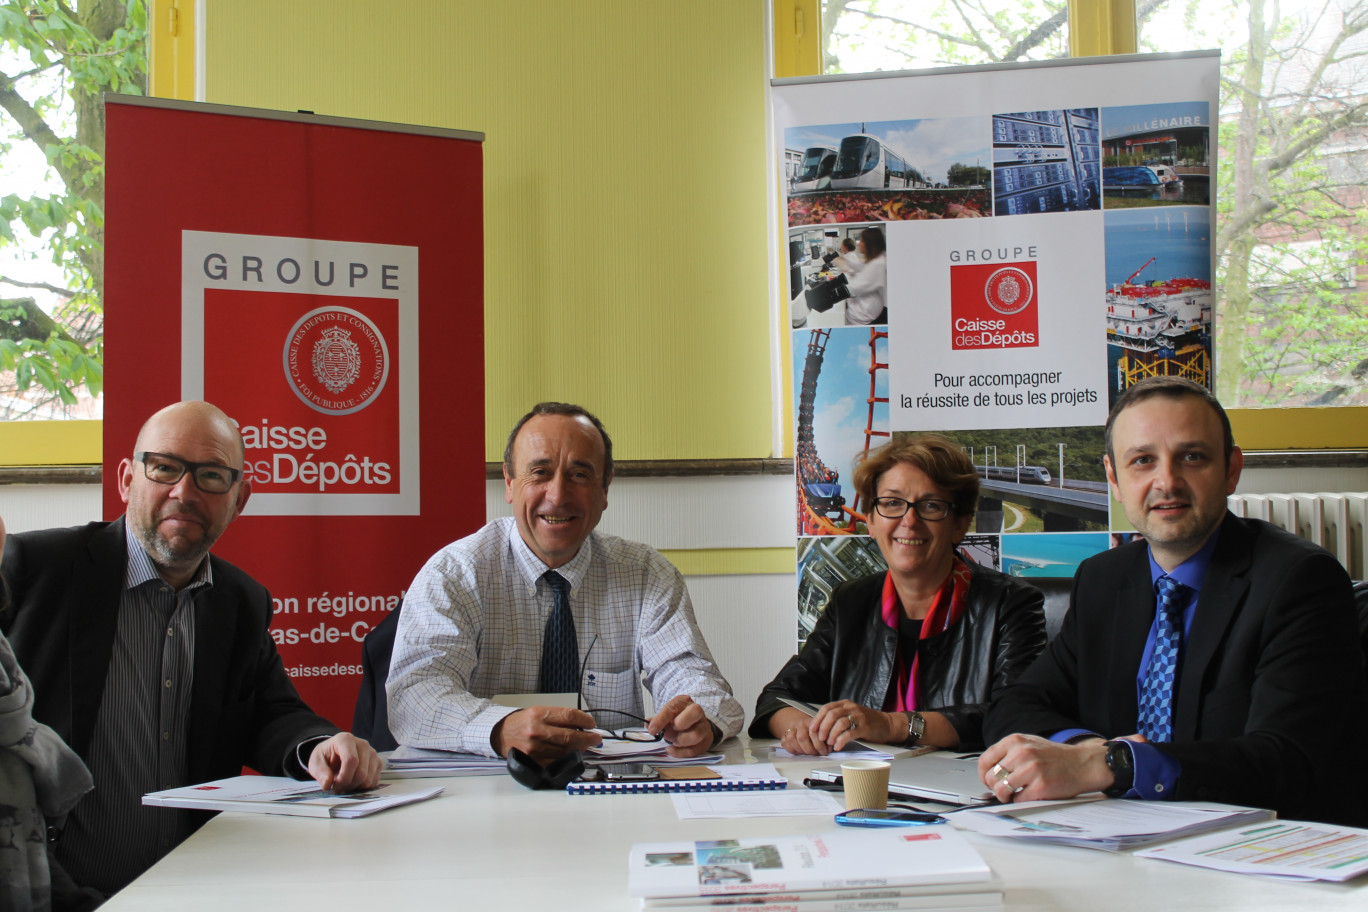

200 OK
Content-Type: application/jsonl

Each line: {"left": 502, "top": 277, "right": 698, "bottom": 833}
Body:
{"left": 795, "top": 327, "right": 888, "bottom": 535}
{"left": 1107, "top": 254, "right": 1212, "bottom": 396}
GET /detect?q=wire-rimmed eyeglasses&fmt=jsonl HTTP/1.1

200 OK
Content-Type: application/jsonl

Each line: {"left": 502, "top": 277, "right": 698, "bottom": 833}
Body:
{"left": 575, "top": 634, "right": 663, "bottom": 742}
{"left": 872, "top": 496, "right": 956, "bottom": 522}
{"left": 135, "top": 451, "right": 241, "bottom": 494}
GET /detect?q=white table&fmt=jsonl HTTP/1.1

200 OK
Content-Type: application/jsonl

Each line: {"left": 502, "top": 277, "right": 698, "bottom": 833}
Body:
{"left": 102, "top": 743, "right": 1367, "bottom": 911}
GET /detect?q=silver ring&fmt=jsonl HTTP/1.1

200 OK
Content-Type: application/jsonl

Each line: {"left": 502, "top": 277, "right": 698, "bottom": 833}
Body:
{"left": 847, "top": 715, "right": 858, "bottom": 731}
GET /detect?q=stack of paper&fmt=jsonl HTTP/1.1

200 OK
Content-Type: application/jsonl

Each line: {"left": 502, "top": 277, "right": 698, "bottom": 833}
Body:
{"left": 570, "top": 762, "right": 788, "bottom": 796}
{"left": 953, "top": 797, "right": 1273, "bottom": 851}
{"left": 641, "top": 881, "right": 1004, "bottom": 912}
{"left": 1135, "top": 819, "right": 1368, "bottom": 882}
{"left": 382, "top": 746, "right": 507, "bottom": 778}
{"left": 587, "top": 738, "right": 723, "bottom": 767}
{"left": 629, "top": 826, "right": 1000, "bottom": 911}
{"left": 143, "top": 776, "right": 443, "bottom": 818}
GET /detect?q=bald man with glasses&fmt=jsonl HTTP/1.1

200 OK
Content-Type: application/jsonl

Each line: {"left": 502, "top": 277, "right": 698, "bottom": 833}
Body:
{"left": 1, "top": 401, "right": 381, "bottom": 899}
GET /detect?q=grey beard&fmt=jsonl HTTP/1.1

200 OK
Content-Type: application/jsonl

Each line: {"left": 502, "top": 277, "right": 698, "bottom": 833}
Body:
{"left": 134, "top": 521, "right": 213, "bottom": 574}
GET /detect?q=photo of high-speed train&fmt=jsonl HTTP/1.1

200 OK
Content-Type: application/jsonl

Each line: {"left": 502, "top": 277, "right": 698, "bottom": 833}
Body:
{"left": 976, "top": 463, "right": 1053, "bottom": 485}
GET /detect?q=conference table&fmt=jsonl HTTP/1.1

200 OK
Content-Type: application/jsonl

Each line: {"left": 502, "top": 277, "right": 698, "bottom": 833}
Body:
{"left": 102, "top": 740, "right": 1366, "bottom": 911}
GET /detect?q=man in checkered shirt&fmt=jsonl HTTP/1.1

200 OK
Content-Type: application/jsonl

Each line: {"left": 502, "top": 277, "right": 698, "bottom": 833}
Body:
{"left": 387, "top": 402, "right": 743, "bottom": 762}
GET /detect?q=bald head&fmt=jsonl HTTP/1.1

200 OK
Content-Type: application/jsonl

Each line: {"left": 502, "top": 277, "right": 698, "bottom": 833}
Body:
{"left": 134, "top": 401, "right": 246, "bottom": 467}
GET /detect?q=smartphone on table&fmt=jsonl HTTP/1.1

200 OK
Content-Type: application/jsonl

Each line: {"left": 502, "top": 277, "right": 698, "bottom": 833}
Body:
{"left": 834, "top": 808, "right": 946, "bottom": 827}
{"left": 601, "top": 763, "right": 661, "bottom": 782}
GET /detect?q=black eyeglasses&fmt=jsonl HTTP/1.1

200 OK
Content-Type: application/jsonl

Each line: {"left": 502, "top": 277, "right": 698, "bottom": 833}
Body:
{"left": 135, "top": 451, "right": 242, "bottom": 494}
{"left": 575, "top": 635, "right": 663, "bottom": 743}
{"left": 872, "top": 496, "right": 956, "bottom": 521}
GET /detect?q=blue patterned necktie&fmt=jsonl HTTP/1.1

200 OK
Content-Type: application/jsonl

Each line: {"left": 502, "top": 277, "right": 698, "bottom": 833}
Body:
{"left": 539, "top": 571, "right": 579, "bottom": 694}
{"left": 1137, "top": 575, "right": 1187, "bottom": 742}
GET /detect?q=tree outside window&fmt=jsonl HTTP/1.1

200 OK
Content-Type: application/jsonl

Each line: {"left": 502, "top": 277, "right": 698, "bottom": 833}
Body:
{"left": 821, "top": 0, "right": 1368, "bottom": 407}
{"left": 0, "top": 0, "right": 146, "bottom": 420}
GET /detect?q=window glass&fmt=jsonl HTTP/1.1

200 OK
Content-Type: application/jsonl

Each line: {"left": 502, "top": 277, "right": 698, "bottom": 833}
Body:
{"left": 821, "top": 1, "right": 1069, "bottom": 74}
{"left": 1140, "top": 0, "right": 1368, "bottom": 407}
{"left": 0, "top": 1, "right": 147, "bottom": 420}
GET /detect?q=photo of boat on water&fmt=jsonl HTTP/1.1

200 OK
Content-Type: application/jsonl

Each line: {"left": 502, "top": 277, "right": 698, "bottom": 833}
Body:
{"left": 1101, "top": 100, "right": 1210, "bottom": 208}
{"left": 999, "top": 533, "right": 1110, "bottom": 578}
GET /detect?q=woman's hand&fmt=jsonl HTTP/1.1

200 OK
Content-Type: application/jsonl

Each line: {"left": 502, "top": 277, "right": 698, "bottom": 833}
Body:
{"left": 768, "top": 707, "right": 826, "bottom": 755}
{"left": 809, "top": 700, "right": 900, "bottom": 752}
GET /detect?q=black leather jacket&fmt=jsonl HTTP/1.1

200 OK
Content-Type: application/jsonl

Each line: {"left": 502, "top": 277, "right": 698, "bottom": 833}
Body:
{"left": 750, "top": 563, "right": 1046, "bottom": 749}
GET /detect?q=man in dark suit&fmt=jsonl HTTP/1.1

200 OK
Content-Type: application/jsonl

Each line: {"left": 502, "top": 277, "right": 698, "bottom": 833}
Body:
{"left": 980, "top": 377, "right": 1366, "bottom": 825}
{"left": 1, "top": 401, "right": 382, "bottom": 897}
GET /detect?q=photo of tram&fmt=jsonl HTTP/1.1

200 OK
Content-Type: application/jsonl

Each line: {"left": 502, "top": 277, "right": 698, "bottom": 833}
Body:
{"left": 792, "top": 145, "right": 837, "bottom": 192}
{"left": 784, "top": 116, "right": 992, "bottom": 225}
{"left": 830, "top": 134, "right": 927, "bottom": 190}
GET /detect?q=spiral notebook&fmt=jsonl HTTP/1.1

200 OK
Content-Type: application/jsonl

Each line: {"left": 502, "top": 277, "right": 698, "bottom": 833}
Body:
{"left": 566, "top": 762, "right": 788, "bottom": 795}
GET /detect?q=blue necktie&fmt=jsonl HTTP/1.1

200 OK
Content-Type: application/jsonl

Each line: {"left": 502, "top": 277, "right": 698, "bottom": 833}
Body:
{"left": 1137, "top": 575, "right": 1186, "bottom": 742}
{"left": 539, "top": 571, "right": 579, "bottom": 694}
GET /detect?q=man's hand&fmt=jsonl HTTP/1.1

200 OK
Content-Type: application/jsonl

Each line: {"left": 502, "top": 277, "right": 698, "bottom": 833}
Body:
{"left": 977, "top": 733, "right": 1113, "bottom": 803}
{"left": 491, "top": 706, "right": 602, "bottom": 764}
{"left": 649, "top": 695, "right": 716, "bottom": 758}
{"left": 308, "top": 733, "right": 384, "bottom": 792}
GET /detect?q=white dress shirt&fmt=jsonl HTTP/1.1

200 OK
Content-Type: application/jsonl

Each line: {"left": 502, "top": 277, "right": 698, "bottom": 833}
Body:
{"left": 386, "top": 517, "right": 744, "bottom": 756}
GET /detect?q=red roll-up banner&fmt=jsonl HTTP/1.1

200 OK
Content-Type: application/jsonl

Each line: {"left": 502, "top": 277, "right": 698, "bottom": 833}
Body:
{"left": 104, "top": 97, "right": 486, "bottom": 726}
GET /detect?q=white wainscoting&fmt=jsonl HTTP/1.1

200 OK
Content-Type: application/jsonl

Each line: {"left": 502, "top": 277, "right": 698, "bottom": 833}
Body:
{"left": 0, "top": 483, "right": 101, "bottom": 533}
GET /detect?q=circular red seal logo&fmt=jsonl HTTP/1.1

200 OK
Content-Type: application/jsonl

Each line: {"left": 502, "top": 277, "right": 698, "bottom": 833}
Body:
{"left": 282, "top": 306, "right": 389, "bottom": 415}
{"left": 983, "top": 267, "right": 1034, "bottom": 316}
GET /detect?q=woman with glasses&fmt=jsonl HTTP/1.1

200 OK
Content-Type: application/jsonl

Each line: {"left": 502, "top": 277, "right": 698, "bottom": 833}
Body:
{"left": 752, "top": 435, "right": 1046, "bottom": 755}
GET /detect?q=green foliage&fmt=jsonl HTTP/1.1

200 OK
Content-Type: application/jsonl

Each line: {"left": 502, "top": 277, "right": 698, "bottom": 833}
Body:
{"left": 0, "top": 0, "right": 146, "bottom": 412}
{"left": 1213, "top": 1, "right": 1368, "bottom": 406}
{"left": 946, "top": 162, "right": 990, "bottom": 186}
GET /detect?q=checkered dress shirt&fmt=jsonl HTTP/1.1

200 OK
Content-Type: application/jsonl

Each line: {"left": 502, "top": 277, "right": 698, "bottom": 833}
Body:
{"left": 386, "top": 518, "right": 744, "bottom": 756}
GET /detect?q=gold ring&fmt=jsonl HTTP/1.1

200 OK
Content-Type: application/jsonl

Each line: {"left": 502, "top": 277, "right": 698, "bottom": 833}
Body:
{"left": 990, "top": 763, "right": 1011, "bottom": 781}
{"left": 847, "top": 715, "right": 858, "bottom": 730}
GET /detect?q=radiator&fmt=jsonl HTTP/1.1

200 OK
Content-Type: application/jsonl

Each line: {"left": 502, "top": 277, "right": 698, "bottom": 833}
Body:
{"left": 1227, "top": 492, "right": 1368, "bottom": 579}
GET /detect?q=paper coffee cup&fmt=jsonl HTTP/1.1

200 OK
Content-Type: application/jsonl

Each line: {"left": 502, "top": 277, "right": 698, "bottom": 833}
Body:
{"left": 840, "top": 759, "right": 890, "bottom": 810}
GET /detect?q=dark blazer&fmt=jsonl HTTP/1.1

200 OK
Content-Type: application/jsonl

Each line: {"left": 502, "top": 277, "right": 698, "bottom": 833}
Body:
{"left": 985, "top": 513, "right": 1368, "bottom": 825}
{"left": 751, "top": 562, "right": 1046, "bottom": 749}
{"left": 0, "top": 519, "right": 338, "bottom": 787}
{"left": 352, "top": 601, "right": 401, "bottom": 752}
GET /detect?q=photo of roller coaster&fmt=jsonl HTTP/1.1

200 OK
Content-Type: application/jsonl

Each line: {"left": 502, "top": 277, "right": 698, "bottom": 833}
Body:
{"left": 795, "top": 326, "right": 888, "bottom": 535}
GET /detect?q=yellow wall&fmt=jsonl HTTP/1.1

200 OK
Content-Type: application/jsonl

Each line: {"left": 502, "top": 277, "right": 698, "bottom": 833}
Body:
{"left": 200, "top": 0, "right": 772, "bottom": 462}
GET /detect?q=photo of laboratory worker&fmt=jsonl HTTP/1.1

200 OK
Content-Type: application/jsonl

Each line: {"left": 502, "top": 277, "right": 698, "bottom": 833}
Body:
{"left": 788, "top": 223, "right": 887, "bottom": 328}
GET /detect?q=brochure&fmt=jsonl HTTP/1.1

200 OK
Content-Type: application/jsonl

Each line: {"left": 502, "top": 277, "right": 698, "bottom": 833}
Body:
{"left": 1135, "top": 819, "right": 1368, "bottom": 882}
{"left": 951, "top": 797, "right": 1273, "bottom": 851}
{"left": 628, "top": 825, "right": 991, "bottom": 899}
{"left": 143, "top": 775, "right": 443, "bottom": 818}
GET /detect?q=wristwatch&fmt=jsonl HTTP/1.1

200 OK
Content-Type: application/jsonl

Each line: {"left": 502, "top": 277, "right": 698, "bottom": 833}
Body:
{"left": 1103, "top": 740, "right": 1135, "bottom": 797}
{"left": 903, "top": 712, "right": 926, "bottom": 747}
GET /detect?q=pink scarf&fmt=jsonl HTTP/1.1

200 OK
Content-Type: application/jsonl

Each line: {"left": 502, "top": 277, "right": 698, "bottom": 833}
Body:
{"left": 880, "top": 558, "right": 971, "bottom": 712}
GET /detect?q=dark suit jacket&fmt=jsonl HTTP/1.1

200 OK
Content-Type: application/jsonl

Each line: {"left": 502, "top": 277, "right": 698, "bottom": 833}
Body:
{"left": 352, "top": 601, "right": 401, "bottom": 752}
{"left": 985, "top": 513, "right": 1368, "bottom": 825}
{"left": 0, "top": 519, "right": 339, "bottom": 788}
